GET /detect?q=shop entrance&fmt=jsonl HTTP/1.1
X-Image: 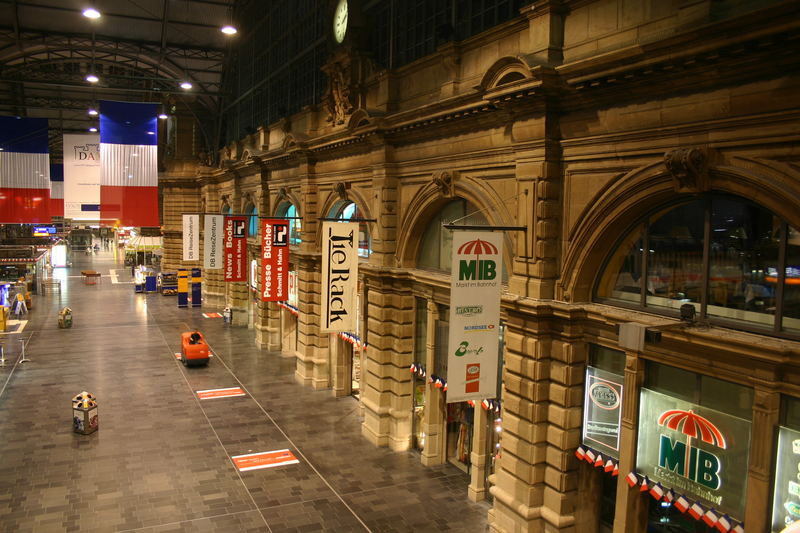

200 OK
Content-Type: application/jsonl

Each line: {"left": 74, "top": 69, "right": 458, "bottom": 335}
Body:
{"left": 349, "top": 346, "right": 361, "bottom": 400}
{"left": 446, "top": 401, "right": 473, "bottom": 474}
{"left": 280, "top": 308, "right": 298, "bottom": 356}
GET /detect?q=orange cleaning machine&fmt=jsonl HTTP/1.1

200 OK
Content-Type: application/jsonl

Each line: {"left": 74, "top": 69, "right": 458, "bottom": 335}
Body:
{"left": 180, "top": 331, "right": 210, "bottom": 367}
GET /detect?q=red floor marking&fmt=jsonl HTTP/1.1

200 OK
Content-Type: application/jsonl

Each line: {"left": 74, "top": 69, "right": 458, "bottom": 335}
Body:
{"left": 176, "top": 352, "right": 214, "bottom": 358}
{"left": 196, "top": 387, "right": 246, "bottom": 400}
{"left": 231, "top": 449, "right": 299, "bottom": 471}
{"left": 202, "top": 313, "right": 222, "bottom": 318}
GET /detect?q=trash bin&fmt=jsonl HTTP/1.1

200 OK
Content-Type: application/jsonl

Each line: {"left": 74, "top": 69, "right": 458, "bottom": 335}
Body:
{"left": 58, "top": 307, "right": 72, "bottom": 328}
{"left": 223, "top": 307, "right": 232, "bottom": 324}
{"left": 72, "top": 391, "right": 98, "bottom": 434}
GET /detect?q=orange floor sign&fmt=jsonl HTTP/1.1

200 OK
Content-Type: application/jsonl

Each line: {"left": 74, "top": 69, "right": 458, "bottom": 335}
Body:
{"left": 202, "top": 313, "right": 222, "bottom": 318}
{"left": 231, "top": 449, "right": 299, "bottom": 471}
{"left": 196, "top": 387, "right": 246, "bottom": 400}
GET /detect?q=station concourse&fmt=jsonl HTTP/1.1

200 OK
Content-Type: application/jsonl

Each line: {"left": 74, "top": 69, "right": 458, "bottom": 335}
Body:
{"left": 0, "top": 247, "right": 490, "bottom": 532}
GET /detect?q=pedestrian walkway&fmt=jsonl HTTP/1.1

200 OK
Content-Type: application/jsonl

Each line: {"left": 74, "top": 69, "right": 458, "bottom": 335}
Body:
{"left": 0, "top": 248, "right": 490, "bottom": 532}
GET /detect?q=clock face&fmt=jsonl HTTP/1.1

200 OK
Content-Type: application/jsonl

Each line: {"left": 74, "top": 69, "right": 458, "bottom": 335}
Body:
{"left": 333, "top": 0, "right": 348, "bottom": 43}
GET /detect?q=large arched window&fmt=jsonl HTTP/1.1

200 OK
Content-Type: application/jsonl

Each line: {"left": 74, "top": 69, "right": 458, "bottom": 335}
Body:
{"left": 221, "top": 203, "right": 232, "bottom": 215}
{"left": 275, "top": 202, "right": 302, "bottom": 245}
{"left": 416, "top": 198, "right": 507, "bottom": 281}
{"left": 245, "top": 203, "right": 258, "bottom": 237}
{"left": 329, "top": 201, "right": 371, "bottom": 258}
{"left": 596, "top": 193, "right": 800, "bottom": 334}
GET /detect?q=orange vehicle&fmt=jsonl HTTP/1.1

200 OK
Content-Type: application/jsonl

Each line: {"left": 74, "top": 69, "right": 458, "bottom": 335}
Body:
{"left": 180, "top": 331, "right": 209, "bottom": 367}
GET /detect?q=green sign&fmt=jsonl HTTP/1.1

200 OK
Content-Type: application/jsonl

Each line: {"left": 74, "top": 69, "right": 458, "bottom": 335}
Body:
{"left": 636, "top": 388, "right": 751, "bottom": 519}
{"left": 582, "top": 366, "right": 623, "bottom": 459}
{"left": 772, "top": 426, "right": 800, "bottom": 532}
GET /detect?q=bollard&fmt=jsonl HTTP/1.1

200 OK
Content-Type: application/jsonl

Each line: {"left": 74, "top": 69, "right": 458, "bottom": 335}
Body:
{"left": 223, "top": 307, "right": 232, "bottom": 324}
{"left": 72, "top": 391, "right": 98, "bottom": 434}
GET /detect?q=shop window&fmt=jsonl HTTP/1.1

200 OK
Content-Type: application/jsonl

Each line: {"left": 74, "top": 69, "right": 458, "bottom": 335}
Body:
{"left": 276, "top": 202, "right": 302, "bottom": 245}
{"left": 447, "top": 402, "right": 473, "bottom": 473}
{"left": 329, "top": 201, "right": 371, "bottom": 258}
{"left": 595, "top": 194, "right": 800, "bottom": 336}
{"left": 412, "top": 296, "right": 427, "bottom": 452}
{"left": 773, "top": 397, "right": 800, "bottom": 531}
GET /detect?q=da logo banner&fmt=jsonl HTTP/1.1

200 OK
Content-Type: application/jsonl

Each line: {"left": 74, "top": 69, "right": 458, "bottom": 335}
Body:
{"left": 636, "top": 388, "right": 751, "bottom": 519}
{"left": 447, "top": 231, "right": 502, "bottom": 403}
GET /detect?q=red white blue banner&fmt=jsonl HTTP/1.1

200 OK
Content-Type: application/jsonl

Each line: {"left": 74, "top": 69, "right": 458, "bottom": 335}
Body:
{"left": 49, "top": 163, "right": 64, "bottom": 218}
{"left": 0, "top": 116, "right": 51, "bottom": 223}
{"left": 446, "top": 231, "right": 502, "bottom": 403}
{"left": 261, "top": 219, "right": 289, "bottom": 301}
{"left": 99, "top": 101, "right": 159, "bottom": 227}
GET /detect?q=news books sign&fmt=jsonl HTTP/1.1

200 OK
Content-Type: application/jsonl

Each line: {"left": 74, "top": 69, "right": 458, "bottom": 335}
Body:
{"left": 261, "top": 219, "right": 289, "bottom": 302}
{"left": 446, "top": 231, "right": 502, "bottom": 403}
{"left": 204, "top": 215, "right": 222, "bottom": 269}
{"left": 223, "top": 216, "right": 247, "bottom": 282}
{"left": 321, "top": 221, "right": 358, "bottom": 332}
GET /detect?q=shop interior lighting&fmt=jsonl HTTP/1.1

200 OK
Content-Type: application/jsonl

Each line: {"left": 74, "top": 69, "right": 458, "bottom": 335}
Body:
{"left": 180, "top": 81, "right": 193, "bottom": 90}
{"left": 82, "top": 7, "right": 101, "bottom": 19}
{"left": 221, "top": 25, "right": 237, "bottom": 35}
{"left": 85, "top": 74, "right": 99, "bottom": 83}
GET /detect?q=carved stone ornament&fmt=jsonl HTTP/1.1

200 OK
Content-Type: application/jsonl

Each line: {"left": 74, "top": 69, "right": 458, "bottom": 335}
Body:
{"left": 432, "top": 170, "right": 456, "bottom": 198}
{"left": 664, "top": 148, "right": 709, "bottom": 193}
{"left": 334, "top": 182, "right": 348, "bottom": 201}
{"left": 277, "top": 187, "right": 288, "bottom": 203}
{"left": 323, "top": 59, "right": 354, "bottom": 125}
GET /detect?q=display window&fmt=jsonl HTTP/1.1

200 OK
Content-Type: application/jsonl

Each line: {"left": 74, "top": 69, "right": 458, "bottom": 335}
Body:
{"left": 275, "top": 202, "right": 302, "bottom": 245}
{"left": 771, "top": 397, "right": 800, "bottom": 533}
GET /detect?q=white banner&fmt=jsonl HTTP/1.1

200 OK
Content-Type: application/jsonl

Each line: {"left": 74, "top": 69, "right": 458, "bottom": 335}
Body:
{"left": 321, "top": 221, "right": 359, "bottom": 332}
{"left": 183, "top": 214, "right": 199, "bottom": 261}
{"left": 203, "top": 215, "right": 223, "bottom": 269}
{"left": 63, "top": 134, "right": 100, "bottom": 219}
{"left": 447, "top": 231, "right": 502, "bottom": 403}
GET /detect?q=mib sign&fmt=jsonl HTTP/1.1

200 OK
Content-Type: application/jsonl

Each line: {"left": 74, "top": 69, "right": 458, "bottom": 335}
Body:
{"left": 637, "top": 388, "right": 751, "bottom": 519}
{"left": 320, "top": 221, "right": 359, "bottom": 332}
{"left": 447, "top": 231, "right": 502, "bottom": 403}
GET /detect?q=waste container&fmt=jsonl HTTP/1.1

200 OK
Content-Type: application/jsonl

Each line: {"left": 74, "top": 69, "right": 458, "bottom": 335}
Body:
{"left": 181, "top": 331, "right": 210, "bottom": 367}
{"left": 58, "top": 307, "right": 72, "bottom": 328}
{"left": 72, "top": 391, "right": 98, "bottom": 434}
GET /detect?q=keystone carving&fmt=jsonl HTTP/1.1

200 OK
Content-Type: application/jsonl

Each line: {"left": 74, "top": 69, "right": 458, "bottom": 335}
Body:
{"left": 334, "top": 182, "right": 348, "bottom": 201}
{"left": 664, "top": 148, "right": 709, "bottom": 193}
{"left": 432, "top": 170, "right": 457, "bottom": 198}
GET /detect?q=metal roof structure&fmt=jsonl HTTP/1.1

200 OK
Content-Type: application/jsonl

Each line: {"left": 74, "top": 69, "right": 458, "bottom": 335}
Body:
{"left": 0, "top": 0, "right": 235, "bottom": 159}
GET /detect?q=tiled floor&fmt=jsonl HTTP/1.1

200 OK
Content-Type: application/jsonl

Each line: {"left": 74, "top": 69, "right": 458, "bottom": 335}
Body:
{"left": 0, "top": 248, "right": 490, "bottom": 532}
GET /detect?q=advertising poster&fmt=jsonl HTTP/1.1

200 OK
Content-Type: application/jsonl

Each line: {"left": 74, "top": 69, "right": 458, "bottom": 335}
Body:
{"left": 582, "top": 366, "right": 624, "bottom": 458}
{"left": 223, "top": 216, "right": 247, "bottom": 282}
{"left": 288, "top": 271, "right": 298, "bottom": 307}
{"left": 636, "top": 388, "right": 751, "bottom": 520}
{"left": 204, "top": 215, "right": 223, "bottom": 269}
{"left": 772, "top": 426, "right": 800, "bottom": 532}
{"left": 320, "top": 221, "right": 359, "bottom": 332}
{"left": 261, "top": 219, "right": 289, "bottom": 302}
{"left": 182, "top": 214, "right": 199, "bottom": 261}
{"left": 63, "top": 133, "right": 100, "bottom": 219}
{"left": 446, "top": 231, "right": 502, "bottom": 403}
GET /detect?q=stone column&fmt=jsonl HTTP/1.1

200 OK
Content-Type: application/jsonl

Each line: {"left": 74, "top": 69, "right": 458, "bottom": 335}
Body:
{"left": 744, "top": 379, "right": 780, "bottom": 533}
{"left": 469, "top": 404, "right": 490, "bottom": 502}
{"left": 421, "top": 300, "right": 445, "bottom": 466}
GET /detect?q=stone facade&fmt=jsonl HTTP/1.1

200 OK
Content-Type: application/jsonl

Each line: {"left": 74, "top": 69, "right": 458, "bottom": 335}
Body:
{"left": 160, "top": 1, "right": 800, "bottom": 532}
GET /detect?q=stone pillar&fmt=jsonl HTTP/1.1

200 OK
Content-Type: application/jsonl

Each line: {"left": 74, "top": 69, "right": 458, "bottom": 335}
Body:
{"left": 360, "top": 275, "right": 415, "bottom": 451}
{"left": 469, "top": 404, "right": 490, "bottom": 502}
{"left": 521, "top": 0, "right": 566, "bottom": 67}
{"left": 295, "top": 252, "right": 329, "bottom": 388}
{"left": 612, "top": 352, "right": 647, "bottom": 533}
{"left": 331, "top": 335, "right": 349, "bottom": 398}
{"left": 159, "top": 162, "right": 202, "bottom": 273}
{"left": 744, "top": 379, "right": 780, "bottom": 533}
{"left": 421, "top": 300, "right": 445, "bottom": 466}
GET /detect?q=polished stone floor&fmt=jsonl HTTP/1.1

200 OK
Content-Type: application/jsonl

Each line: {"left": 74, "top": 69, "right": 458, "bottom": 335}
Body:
{"left": 0, "top": 247, "right": 490, "bottom": 533}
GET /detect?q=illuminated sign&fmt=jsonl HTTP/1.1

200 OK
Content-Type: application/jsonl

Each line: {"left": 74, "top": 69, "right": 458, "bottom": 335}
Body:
{"left": 637, "top": 388, "right": 751, "bottom": 519}
{"left": 772, "top": 426, "right": 800, "bottom": 532}
{"left": 33, "top": 226, "right": 56, "bottom": 236}
{"left": 582, "top": 366, "right": 623, "bottom": 458}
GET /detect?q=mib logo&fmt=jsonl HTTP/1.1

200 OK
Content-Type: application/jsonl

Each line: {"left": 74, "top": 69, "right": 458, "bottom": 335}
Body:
{"left": 457, "top": 239, "right": 498, "bottom": 281}
{"left": 273, "top": 223, "right": 288, "bottom": 246}
{"left": 233, "top": 220, "right": 246, "bottom": 238}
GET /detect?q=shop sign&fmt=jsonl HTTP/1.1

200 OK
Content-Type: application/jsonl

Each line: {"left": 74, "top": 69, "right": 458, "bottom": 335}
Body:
{"left": 288, "top": 271, "right": 298, "bottom": 307}
{"left": 447, "top": 231, "right": 502, "bottom": 403}
{"left": 33, "top": 226, "right": 56, "bottom": 236}
{"left": 203, "top": 215, "right": 223, "bottom": 270}
{"left": 223, "top": 216, "right": 247, "bottom": 282}
{"left": 582, "top": 366, "right": 623, "bottom": 458}
{"left": 320, "top": 221, "right": 359, "bottom": 332}
{"left": 771, "top": 426, "right": 800, "bottom": 532}
{"left": 261, "top": 219, "right": 289, "bottom": 302}
{"left": 637, "top": 388, "right": 751, "bottom": 519}
{"left": 182, "top": 214, "right": 198, "bottom": 261}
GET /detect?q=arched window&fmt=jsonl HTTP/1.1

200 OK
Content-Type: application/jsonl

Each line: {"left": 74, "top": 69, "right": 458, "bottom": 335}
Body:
{"left": 329, "top": 201, "right": 371, "bottom": 258}
{"left": 596, "top": 193, "right": 800, "bottom": 334}
{"left": 221, "top": 203, "right": 232, "bottom": 215}
{"left": 276, "top": 202, "right": 302, "bottom": 245}
{"left": 416, "top": 198, "right": 508, "bottom": 281}
{"left": 245, "top": 203, "right": 258, "bottom": 237}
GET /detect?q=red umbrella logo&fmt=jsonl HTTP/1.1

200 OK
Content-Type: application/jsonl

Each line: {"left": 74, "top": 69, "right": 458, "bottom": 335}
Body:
{"left": 458, "top": 238, "right": 498, "bottom": 265}
{"left": 658, "top": 409, "right": 726, "bottom": 478}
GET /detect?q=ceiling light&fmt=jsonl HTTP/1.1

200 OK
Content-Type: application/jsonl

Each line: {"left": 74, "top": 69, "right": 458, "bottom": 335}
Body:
{"left": 85, "top": 74, "right": 99, "bottom": 83}
{"left": 180, "top": 81, "right": 193, "bottom": 90}
{"left": 147, "top": 131, "right": 155, "bottom": 135}
{"left": 82, "top": 8, "right": 101, "bottom": 19}
{"left": 89, "top": 127, "right": 98, "bottom": 132}
{"left": 221, "top": 25, "right": 237, "bottom": 35}
{"left": 88, "top": 109, "right": 98, "bottom": 116}
{"left": 158, "top": 113, "right": 168, "bottom": 120}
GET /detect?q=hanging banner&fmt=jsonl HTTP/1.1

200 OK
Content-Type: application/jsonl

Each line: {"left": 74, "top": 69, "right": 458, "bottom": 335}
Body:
{"left": 772, "top": 426, "right": 800, "bottom": 532}
{"left": 582, "top": 366, "right": 624, "bottom": 459}
{"left": 63, "top": 134, "right": 100, "bottom": 219}
{"left": 203, "top": 214, "right": 223, "bottom": 269}
{"left": 288, "top": 271, "right": 298, "bottom": 307}
{"left": 636, "top": 388, "right": 751, "bottom": 520}
{"left": 261, "top": 219, "right": 289, "bottom": 302}
{"left": 182, "top": 214, "right": 199, "bottom": 261}
{"left": 0, "top": 116, "right": 51, "bottom": 224}
{"left": 446, "top": 231, "right": 502, "bottom": 403}
{"left": 223, "top": 216, "right": 247, "bottom": 281}
{"left": 321, "top": 221, "right": 359, "bottom": 332}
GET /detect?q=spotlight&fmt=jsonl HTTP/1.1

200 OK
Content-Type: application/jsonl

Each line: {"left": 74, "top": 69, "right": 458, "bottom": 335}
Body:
{"left": 85, "top": 74, "right": 99, "bottom": 83}
{"left": 88, "top": 109, "right": 98, "bottom": 116}
{"left": 220, "top": 25, "right": 237, "bottom": 35}
{"left": 158, "top": 113, "right": 168, "bottom": 120}
{"left": 179, "top": 81, "right": 193, "bottom": 90}
{"left": 82, "top": 8, "right": 101, "bottom": 19}
{"left": 88, "top": 127, "right": 98, "bottom": 132}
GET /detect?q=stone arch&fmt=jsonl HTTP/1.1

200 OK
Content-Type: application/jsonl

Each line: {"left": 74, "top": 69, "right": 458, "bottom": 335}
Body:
{"left": 478, "top": 56, "right": 533, "bottom": 92}
{"left": 397, "top": 175, "right": 515, "bottom": 269}
{"left": 347, "top": 108, "right": 372, "bottom": 130}
{"left": 561, "top": 155, "right": 800, "bottom": 303}
{"left": 316, "top": 185, "right": 373, "bottom": 248}
{"left": 272, "top": 188, "right": 303, "bottom": 217}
